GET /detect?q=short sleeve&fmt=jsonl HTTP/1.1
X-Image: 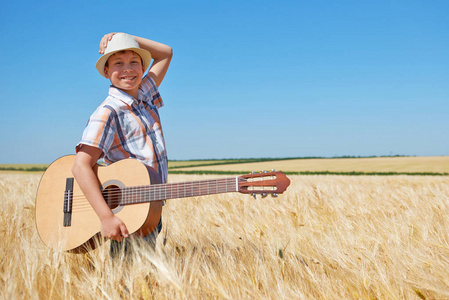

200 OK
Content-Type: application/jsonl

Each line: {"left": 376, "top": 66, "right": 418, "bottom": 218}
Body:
{"left": 76, "top": 105, "right": 116, "bottom": 155}
{"left": 139, "top": 74, "right": 164, "bottom": 108}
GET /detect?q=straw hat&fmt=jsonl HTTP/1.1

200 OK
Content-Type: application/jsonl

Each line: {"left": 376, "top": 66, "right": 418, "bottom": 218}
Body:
{"left": 95, "top": 33, "right": 152, "bottom": 77}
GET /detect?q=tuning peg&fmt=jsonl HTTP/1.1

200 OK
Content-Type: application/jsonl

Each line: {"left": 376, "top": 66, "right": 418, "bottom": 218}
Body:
{"left": 252, "top": 193, "right": 257, "bottom": 199}
{"left": 262, "top": 193, "right": 268, "bottom": 198}
{"left": 271, "top": 193, "right": 278, "bottom": 197}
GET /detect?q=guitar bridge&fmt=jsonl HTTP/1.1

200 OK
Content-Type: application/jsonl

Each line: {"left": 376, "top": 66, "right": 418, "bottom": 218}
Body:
{"left": 63, "top": 178, "right": 74, "bottom": 227}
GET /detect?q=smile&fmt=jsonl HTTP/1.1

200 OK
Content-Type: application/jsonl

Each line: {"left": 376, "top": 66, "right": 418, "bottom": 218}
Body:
{"left": 121, "top": 76, "right": 137, "bottom": 81}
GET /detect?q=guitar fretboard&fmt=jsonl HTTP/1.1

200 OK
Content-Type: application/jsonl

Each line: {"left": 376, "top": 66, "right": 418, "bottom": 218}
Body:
{"left": 120, "top": 177, "right": 238, "bottom": 205}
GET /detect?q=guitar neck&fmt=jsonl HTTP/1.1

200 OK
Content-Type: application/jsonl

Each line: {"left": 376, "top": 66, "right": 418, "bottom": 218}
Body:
{"left": 120, "top": 177, "right": 238, "bottom": 205}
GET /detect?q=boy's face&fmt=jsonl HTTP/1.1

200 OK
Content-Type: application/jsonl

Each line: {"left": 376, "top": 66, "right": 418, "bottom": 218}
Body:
{"left": 104, "top": 50, "right": 145, "bottom": 99}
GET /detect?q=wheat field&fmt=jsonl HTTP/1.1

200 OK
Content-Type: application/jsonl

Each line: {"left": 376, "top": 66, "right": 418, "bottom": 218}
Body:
{"left": 171, "top": 156, "right": 449, "bottom": 173}
{"left": 1, "top": 172, "right": 448, "bottom": 299}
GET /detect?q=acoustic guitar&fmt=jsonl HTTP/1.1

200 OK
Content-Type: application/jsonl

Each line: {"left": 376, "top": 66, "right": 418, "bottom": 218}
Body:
{"left": 35, "top": 155, "right": 291, "bottom": 252}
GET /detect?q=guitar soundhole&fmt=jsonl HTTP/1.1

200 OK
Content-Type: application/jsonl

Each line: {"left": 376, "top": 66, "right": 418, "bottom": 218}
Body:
{"left": 103, "top": 185, "right": 122, "bottom": 210}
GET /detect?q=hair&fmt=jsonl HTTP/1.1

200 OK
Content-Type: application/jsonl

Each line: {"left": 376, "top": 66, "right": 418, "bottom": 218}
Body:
{"left": 104, "top": 50, "right": 144, "bottom": 68}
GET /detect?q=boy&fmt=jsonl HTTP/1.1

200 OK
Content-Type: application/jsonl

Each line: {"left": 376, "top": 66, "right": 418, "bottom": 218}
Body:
{"left": 71, "top": 32, "right": 173, "bottom": 251}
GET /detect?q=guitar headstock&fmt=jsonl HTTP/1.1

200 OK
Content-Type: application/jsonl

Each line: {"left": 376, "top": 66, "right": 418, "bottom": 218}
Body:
{"left": 238, "top": 170, "right": 291, "bottom": 198}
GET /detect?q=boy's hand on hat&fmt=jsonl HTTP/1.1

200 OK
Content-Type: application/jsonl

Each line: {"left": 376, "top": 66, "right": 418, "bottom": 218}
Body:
{"left": 99, "top": 32, "right": 118, "bottom": 54}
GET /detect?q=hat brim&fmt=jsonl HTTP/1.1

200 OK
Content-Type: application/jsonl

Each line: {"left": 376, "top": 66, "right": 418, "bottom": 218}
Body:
{"left": 95, "top": 47, "right": 152, "bottom": 78}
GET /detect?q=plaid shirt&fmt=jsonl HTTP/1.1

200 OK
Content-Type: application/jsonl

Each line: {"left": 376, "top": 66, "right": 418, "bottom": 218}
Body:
{"left": 76, "top": 75, "right": 168, "bottom": 183}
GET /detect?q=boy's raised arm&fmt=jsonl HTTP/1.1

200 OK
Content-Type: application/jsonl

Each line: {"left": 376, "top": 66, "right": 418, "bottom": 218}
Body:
{"left": 134, "top": 35, "right": 173, "bottom": 87}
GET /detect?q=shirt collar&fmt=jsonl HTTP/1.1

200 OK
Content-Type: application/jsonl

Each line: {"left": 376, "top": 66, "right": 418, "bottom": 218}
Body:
{"left": 109, "top": 85, "right": 151, "bottom": 106}
{"left": 108, "top": 85, "right": 135, "bottom": 106}
{"left": 108, "top": 85, "right": 151, "bottom": 106}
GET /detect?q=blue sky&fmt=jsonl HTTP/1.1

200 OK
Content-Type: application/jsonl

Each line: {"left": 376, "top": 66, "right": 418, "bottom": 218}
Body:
{"left": 1, "top": 0, "right": 448, "bottom": 163}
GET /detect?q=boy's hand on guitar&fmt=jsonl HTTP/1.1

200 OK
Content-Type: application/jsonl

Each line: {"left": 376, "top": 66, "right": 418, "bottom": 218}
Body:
{"left": 100, "top": 215, "right": 129, "bottom": 242}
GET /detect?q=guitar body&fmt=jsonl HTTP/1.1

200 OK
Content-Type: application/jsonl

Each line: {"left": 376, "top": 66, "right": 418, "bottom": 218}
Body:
{"left": 35, "top": 155, "right": 162, "bottom": 253}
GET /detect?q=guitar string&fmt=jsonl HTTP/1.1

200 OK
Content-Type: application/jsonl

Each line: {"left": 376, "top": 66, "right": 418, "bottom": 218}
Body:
{"left": 68, "top": 176, "right": 277, "bottom": 212}
{"left": 69, "top": 179, "right": 240, "bottom": 212}
{"left": 68, "top": 174, "right": 279, "bottom": 203}
{"left": 70, "top": 183, "right": 238, "bottom": 213}
{"left": 69, "top": 176, "right": 278, "bottom": 209}
{"left": 70, "top": 183, "right": 237, "bottom": 209}
{"left": 68, "top": 173, "right": 276, "bottom": 203}
{"left": 70, "top": 185, "right": 276, "bottom": 214}
{"left": 69, "top": 178, "right": 239, "bottom": 204}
